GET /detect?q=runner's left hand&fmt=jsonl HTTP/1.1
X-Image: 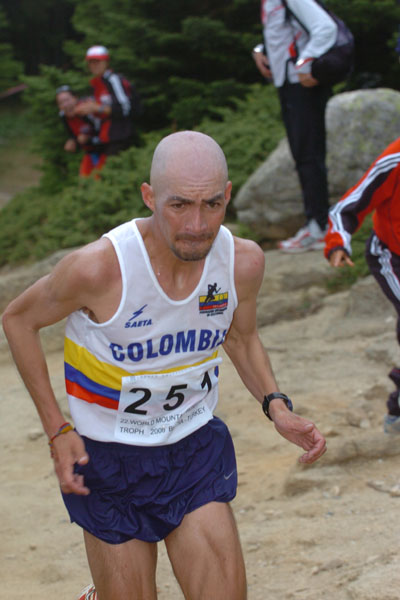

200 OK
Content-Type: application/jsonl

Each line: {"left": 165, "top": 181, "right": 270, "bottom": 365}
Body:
{"left": 271, "top": 408, "right": 327, "bottom": 464}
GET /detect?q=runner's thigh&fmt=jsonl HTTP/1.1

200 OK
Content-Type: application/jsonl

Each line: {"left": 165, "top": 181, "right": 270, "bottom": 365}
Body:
{"left": 165, "top": 501, "right": 247, "bottom": 600}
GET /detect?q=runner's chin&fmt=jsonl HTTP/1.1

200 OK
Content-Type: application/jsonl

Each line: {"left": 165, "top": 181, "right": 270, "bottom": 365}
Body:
{"left": 171, "top": 239, "right": 214, "bottom": 261}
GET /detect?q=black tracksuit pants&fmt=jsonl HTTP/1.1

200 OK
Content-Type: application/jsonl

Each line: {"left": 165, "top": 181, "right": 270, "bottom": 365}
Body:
{"left": 365, "top": 232, "right": 400, "bottom": 416}
{"left": 278, "top": 82, "right": 331, "bottom": 230}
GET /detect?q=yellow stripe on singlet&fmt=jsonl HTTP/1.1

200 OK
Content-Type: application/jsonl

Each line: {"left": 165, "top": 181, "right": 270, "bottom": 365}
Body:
{"left": 64, "top": 337, "right": 219, "bottom": 389}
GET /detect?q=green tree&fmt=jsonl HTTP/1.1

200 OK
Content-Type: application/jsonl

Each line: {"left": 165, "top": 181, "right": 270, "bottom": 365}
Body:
{"left": 64, "top": 0, "right": 261, "bottom": 130}
{"left": 1, "top": 0, "right": 76, "bottom": 74}
{"left": 5, "top": 0, "right": 400, "bottom": 224}
{"left": 0, "top": 8, "right": 23, "bottom": 91}
{"left": 0, "top": 84, "right": 285, "bottom": 266}
{"left": 22, "top": 65, "right": 89, "bottom": 192}
{"left": 327, "top": 0, "right": 400, "bottom": 89}
{"left": 19, "top": 0, "right": 263, "bottom": 187}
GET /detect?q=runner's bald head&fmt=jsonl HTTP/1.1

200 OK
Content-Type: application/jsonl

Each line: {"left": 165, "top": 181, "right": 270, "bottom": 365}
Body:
{"left": 150, "top": 131, "right": 228, "bottom": 195}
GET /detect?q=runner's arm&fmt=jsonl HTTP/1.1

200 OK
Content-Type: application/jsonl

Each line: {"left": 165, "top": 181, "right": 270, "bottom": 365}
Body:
{"left": 325, "top": 139, "right": 400, "bottom": 260}
{"left": 287, "top": 0, "right": 337, "bottom": 69}
{"left": 223, "top": 238, "right": 326, "bottom": 464}
{"left": 1, "top": 242, "right": 114, "bottom": 493}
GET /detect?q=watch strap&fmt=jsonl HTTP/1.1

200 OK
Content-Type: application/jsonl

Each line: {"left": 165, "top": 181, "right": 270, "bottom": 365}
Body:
{"left": 262, "top": 393, "right": 293, "bottom": 421}
{"left": 253, "top": 43, "right": 265, "bottom": 54}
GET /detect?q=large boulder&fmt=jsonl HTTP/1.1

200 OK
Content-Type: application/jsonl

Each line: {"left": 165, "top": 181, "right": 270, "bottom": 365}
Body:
{"left": 234, "top": 88, "right": 400, "bottom": 238}
{"left": 326, "top": 88, "right": 400, "bottom": 195}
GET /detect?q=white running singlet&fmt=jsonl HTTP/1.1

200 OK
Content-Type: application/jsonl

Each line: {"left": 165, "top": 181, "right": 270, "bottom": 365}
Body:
{"left": 64, "top": 219, "right": 238, "bottom": 446}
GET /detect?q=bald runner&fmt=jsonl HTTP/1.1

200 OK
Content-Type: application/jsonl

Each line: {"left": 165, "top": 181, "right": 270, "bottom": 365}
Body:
{"left": 2, "top": 131, "right": 326, "bottom": 600}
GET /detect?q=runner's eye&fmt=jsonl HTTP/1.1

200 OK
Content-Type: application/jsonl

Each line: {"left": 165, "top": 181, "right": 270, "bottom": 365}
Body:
{"left": 207, "top": 200, "right": 221, "bottom": 209}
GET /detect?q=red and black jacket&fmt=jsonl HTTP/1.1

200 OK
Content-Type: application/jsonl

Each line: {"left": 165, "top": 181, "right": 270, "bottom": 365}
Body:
{"left": 90, "top": 70, "right": 141, "bottom": 145}
{"left": 325, "top": 138, "right": 400, "bottom": 258}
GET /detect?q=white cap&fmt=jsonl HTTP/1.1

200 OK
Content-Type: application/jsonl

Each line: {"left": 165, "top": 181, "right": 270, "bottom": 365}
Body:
{"left": 85, "top": 45, "right": 110, "bottom": 61}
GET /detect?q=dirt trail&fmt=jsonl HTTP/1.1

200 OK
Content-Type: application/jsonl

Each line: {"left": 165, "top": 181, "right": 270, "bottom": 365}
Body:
{"left": 0, "top": 138, "right": 41, "bottom": 208}
{"left": 1, "top": 250, "right": 400, "bottom": 599}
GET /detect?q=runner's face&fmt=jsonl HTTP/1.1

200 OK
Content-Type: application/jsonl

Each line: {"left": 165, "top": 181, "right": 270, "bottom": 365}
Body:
{"left": 87, "top": 59, "right": 108, "bottom": 77}
{"left": 152, "top": 176, "right": 231, "bottom": 262}
{"left": 56, "top": 92, "right": 77, "bottom": 116}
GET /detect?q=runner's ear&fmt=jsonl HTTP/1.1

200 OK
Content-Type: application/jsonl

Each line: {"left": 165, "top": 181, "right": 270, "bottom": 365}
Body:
{"left": 141, "top": 183, "right": 155, "bottom": 212}
{"left": 224, "top": 181, "right": 232, "bottom": 205}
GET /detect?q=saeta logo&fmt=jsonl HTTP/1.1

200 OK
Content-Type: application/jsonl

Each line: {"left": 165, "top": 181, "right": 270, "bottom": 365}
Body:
{"left": 125, "top": 304, "right": 153, "bottom": 328}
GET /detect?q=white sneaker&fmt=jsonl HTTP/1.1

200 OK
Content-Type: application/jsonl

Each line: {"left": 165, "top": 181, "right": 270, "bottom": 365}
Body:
{"left": 278, "top": 219, "right": 327, "bottom": 253}
{"left": 384, "top": 414, "right": 400, "bottom": 434}
{"left": 76, "top": 584, "right": 97, "bottom": 600}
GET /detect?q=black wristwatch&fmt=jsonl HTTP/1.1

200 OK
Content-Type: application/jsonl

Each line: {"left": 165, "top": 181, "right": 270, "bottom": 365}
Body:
{"left": 262, "top": 393, "right": 293, "bottom": 421}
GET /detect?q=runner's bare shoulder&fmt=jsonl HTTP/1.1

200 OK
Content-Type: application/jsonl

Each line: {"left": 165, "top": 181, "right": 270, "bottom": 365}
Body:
{"left": 233, "top": 236, "right": 265, "bottom": 291}
{"left": 48, "top": 237, "right": 120, "bottom": 305}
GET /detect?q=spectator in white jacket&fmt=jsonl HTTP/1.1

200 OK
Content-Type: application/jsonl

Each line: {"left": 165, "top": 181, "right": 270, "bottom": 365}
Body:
{"left": 253, "top": 0, "right": 337, "bottom": 253}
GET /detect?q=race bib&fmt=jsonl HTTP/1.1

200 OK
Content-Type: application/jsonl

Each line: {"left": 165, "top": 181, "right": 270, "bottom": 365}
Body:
{"left": 115, "top": 358, "right": 221, "bottom": 445}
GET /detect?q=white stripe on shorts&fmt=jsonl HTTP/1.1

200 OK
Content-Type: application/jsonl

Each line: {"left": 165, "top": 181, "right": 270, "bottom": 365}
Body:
{"left": 370, "top": 234, "right": 400, "bottom": 301}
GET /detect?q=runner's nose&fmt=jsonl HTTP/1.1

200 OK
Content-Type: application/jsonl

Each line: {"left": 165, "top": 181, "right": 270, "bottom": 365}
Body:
{"left": 186, "top": 206, "right": 207, "bottom": 234}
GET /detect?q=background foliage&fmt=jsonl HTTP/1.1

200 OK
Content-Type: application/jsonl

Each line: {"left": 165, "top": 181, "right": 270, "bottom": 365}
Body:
{"left": 0, "top": 84, "right": 284, "bottom": 265}
{"left": 2, "top": 0, "right": 400, "bottom": 127}
{"left": 1, "top": 0, "right": 400, "bottom": 274}
{"left": 0, "top": 8, "right": 23, "bottom": 91}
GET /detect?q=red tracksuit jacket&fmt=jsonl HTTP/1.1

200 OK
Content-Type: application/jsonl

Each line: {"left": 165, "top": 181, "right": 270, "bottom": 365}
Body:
{"left": 325, "top": 138, "right": 400, "bottom": 258}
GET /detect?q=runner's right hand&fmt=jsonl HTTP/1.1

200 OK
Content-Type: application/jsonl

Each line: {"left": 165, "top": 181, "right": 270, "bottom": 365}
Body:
{"left": 52, "top": 430, "right": 90, "bottom": 495}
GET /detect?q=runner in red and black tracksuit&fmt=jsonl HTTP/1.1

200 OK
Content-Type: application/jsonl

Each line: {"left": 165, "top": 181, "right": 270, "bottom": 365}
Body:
{"left": 74, "top": 45, "right": 141, "bottom": 162}
{"left": 324, "top": 137, "right": 400, "bottom": 432}
{"left": 89, "top": 69, "right": 140, "bottom": 155}
{"left": 56, "top": 86, "right": 106, "bottom": 177}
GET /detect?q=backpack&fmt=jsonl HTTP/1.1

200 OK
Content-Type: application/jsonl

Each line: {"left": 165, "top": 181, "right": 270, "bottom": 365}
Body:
{"left": 282, "top": 0, "right": 354, "bottom": 86}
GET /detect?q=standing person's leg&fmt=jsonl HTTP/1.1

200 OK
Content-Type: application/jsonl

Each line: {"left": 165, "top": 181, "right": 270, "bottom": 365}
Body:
{"left": 93, "top": 153, "right": 107, "bottom": 174}
{"left": 105, "top": 138, "right": 133, "bottom": 156}
{"left": 79, "top": 153, "right": 107, "bottom": 177}
{"left": 165, "top": 501, "right": 247, "bottom": 600}
{"left": 365, "top": 233, "right": 400, "bottom": 430}
{"left": 82, "top": 531, "right": 158, "bottom": 600}
{"left": 79, "top": 153, "right": 94, "bottom": 177}
{"left": 278, "top": 82, "right": 331, "bottom": 230}
{"left": 294, "top": 84, "right": 330, "bottom": 230}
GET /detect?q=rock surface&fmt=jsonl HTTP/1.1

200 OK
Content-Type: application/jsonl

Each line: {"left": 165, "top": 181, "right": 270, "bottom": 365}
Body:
{"left": 234, "top": 88, "right": 400, "bottom": 237}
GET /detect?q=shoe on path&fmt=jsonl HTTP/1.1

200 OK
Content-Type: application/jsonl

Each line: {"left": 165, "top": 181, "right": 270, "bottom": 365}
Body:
{"left": 383, "top": 414, "right": 400, "bottom": 434}
{"left": 278, "top": 219, "right": 327, "bottom": 253}
{"left": 76, "top": 584, "right": 97, "bottom": 600}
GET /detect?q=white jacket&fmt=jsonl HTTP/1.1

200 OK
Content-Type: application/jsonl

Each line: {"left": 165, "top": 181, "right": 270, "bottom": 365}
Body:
{"left": 262, "top": 0, "right": 337, "bottom": 87}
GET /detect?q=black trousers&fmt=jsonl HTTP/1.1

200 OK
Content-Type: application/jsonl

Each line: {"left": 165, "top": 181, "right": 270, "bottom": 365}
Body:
{"left": 278, "top": 82, "right": 331, "bottom": 229}
{"left": 365, "top": 232, "right": 400, "bottom": 415}
{"left": 105, "top": 137, "right": 133, "bottom": 156}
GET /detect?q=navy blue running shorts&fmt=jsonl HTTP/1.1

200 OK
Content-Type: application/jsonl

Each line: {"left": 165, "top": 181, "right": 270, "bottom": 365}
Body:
{"left": 62, "top": 417, "right": 237, "bottom": 544}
